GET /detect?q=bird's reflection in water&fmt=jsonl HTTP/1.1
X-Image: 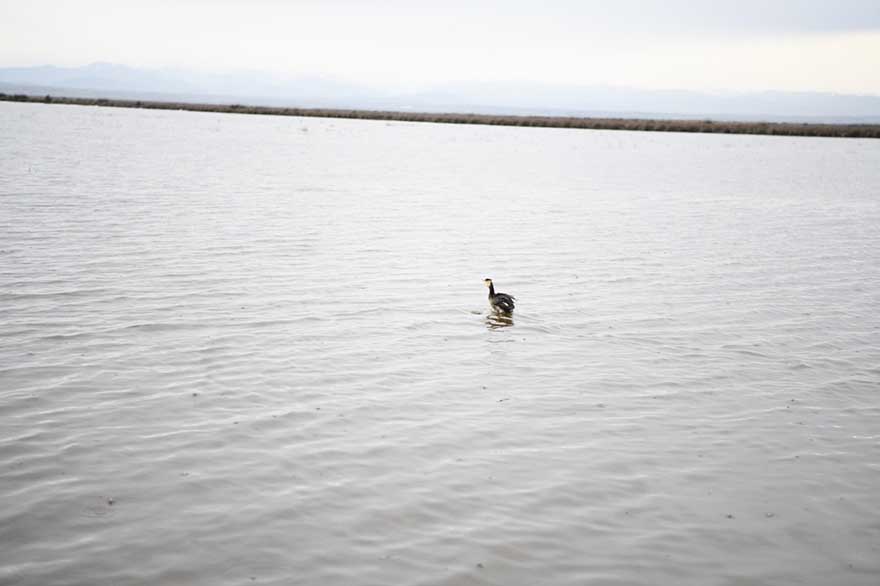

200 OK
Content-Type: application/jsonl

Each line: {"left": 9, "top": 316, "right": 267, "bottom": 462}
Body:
{"left": 485, "top": 312, "right": 514, "bottom": 330}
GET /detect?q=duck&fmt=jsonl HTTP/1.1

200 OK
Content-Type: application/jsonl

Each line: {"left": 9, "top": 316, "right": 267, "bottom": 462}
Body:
{"left": 483, "top": 278, "right": 515, "bottom": 313}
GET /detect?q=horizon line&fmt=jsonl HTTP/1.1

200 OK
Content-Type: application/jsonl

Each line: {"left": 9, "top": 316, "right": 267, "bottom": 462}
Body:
{"left": 2, "top": 92, "right": 879, "bottom": 139}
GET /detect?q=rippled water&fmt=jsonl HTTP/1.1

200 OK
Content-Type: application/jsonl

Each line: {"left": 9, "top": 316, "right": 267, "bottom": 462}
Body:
{"left": 1, "top": 101, "right": 879, "bottom": 585}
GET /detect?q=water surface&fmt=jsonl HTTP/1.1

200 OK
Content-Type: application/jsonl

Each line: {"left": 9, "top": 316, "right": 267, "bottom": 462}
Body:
{"left": 1, "top": 102, "right": 879, "bottom": 585}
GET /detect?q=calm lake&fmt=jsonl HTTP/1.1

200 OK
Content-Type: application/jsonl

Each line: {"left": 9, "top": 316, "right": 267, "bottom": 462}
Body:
{"left": 1, "top": 101, "right": 879, "bottom": 586}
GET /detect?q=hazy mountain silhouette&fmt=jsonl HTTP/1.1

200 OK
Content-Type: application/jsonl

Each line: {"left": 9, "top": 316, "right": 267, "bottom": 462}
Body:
{"left": 2, "top": 62, "right": 879, "bottom": 123}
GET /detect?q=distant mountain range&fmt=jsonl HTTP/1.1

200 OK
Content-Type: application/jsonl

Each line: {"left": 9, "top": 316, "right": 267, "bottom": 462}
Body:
{"left": 2, "top": 62, "right": 879, "bottom": 123}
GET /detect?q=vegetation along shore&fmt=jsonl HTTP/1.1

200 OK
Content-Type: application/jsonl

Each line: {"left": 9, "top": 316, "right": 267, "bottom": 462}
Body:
{"left": 2, "top": 92, "right": 879, "bottom": 138}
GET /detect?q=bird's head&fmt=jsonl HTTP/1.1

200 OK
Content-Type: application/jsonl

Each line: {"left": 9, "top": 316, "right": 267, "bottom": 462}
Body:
{"left": 483, "top": 278, "right": 493, "bottom": 288}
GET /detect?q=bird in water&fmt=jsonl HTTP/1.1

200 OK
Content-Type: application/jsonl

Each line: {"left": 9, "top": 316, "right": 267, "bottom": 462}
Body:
{"left": 483, "top": 278, "right": 515, "bottom": 313}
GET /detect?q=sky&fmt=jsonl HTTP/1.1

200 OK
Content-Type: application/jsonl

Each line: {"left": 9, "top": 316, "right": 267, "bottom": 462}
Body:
{"left": 1, "top": 0, "right": 880, "bottom": 94}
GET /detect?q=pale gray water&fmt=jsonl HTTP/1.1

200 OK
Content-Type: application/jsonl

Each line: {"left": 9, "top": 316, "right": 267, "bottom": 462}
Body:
{"left": 1, "top": 101, "right": 879, "bottom": 586}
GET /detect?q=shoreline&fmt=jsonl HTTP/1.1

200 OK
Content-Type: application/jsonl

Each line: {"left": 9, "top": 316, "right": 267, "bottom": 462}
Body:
{"left": 3, "top": 92, "right": 879, "bottom": 139}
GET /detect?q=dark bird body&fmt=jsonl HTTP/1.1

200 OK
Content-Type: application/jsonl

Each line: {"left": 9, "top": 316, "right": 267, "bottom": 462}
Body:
{"left": 483, "top": 278, "right": 515, "bottom": 313}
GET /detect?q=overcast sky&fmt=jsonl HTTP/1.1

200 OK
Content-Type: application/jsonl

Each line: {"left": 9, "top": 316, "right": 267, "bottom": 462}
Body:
{"left": 2, "top": 0, "right": 879, "bottom": 94}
